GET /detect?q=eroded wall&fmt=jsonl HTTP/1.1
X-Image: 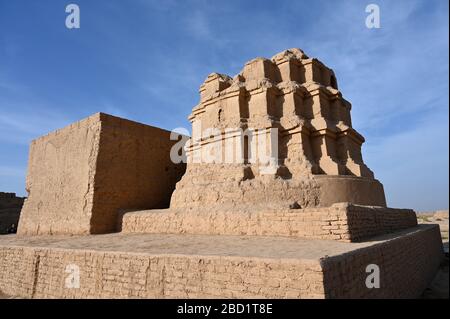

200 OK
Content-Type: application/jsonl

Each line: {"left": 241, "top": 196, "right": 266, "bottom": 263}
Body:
{"left": 18, "top": 115, "right": 101, "bottom": 235}
{"left": 0, "top": 225, "right": 442, "bottom": 299}
{"left": 90, "top": 114, "right": 186, "bottom": 234}
{"left": 121, "top": 204, "right": 417, "bottom": 242}
{"left": 18, "top": 113, "right": 186, "bottom": 235}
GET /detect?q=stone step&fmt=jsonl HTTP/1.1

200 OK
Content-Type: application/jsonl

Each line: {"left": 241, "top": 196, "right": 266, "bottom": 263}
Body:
{"left": 119, "top": 203, "right": 417, "bottom": 242}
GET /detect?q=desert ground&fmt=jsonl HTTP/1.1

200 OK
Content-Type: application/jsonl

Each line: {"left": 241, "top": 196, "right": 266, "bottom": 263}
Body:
{"left": 417, "top": 210, "right": 448, "bottom": 298}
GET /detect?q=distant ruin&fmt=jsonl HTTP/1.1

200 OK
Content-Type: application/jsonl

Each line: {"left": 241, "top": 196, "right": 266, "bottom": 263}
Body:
{"left": 0, "top": 192, "right": 24, "bottom": 234}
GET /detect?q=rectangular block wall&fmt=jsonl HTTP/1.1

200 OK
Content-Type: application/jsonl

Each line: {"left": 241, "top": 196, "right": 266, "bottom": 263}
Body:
{"left": 321, "top": 225, "right": 444, "bottom": 298}
{"left": 0, "top": 247, "right": 324, "bottom": 299}
{"left": 18, "top": 113, "right": 186, "bottom": 235}
{"left": 121, "top": 204, "right": 418, "bottom": 242}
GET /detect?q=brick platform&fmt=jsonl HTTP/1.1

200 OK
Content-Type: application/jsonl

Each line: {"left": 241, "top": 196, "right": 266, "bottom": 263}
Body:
{"left": 120, "top": 203, "right": 417, "bottom": 242}
{"left": 0, "top": 225, "right": 443, "bottom": 298}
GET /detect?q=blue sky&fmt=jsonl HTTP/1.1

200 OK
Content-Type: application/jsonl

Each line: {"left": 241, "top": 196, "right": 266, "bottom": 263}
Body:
{"left": 0, "top": 0, "right": 448, "bottom": 211}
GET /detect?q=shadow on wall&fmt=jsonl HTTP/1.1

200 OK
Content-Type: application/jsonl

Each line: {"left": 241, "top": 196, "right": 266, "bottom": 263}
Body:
{"left": 0, "top": 192, "right": 25, "bottom": 234}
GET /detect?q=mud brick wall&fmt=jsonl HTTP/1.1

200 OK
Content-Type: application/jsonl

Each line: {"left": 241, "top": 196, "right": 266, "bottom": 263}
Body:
{"left": 121, "top": 203, "right": 418, "bottom": 242}
{"left": 0, "top": 225, "right": 442, "bottom": 299}
{"left": 18, "top": 113, "right": 186, "bottom": 235}
{"left": 0, "top": 193, "right": 25, "bottom": 234}
{"left": 345, "top": 204, "right": 418, "bottom": 241}
{"left": 321, "top": 225, "right": 444, "bottom": 298}
{"left": 0, "top": 192, "right": 18, "bottom": 199}
{"left": 0, "top": 247, "right": 325, "bottom": 299}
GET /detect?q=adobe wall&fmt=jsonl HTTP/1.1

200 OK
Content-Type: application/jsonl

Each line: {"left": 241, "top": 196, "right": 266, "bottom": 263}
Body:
{"left": 0, "top": 247, "right": 325, "bottom": 299}
{"left": 321, "top": 225, "right": 444, "bottom": 298}
{"left": 121, "top": 203, "right": 417, "bottom": 242}
{"left": 18, "top": 113, "right": 185, "bottom": 235}
{"left": 88, "top": 114, "right": 186, "bottom": 233}
{"left": 170, "top": 170, "right": 386, "bottom": 210}
{"left": 0, "top": 225, "right": 442, "bottom": 298}
{"left": 17, "top": 115, "right": 102, "bottom": 235}
{"left": 314, "top": 175, "right": 386, "bottom": 207}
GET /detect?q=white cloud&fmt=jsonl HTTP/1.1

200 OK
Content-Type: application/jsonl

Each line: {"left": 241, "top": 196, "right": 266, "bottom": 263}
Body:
{"left": 185, "top": 10, "right": 212, "bottom": 39}
{"left": 365, "top": 108, "right": 449, "bottom": 211}
{"left": 0, "top": 107, "right": 72, "bottom": 145}
{"left": 0, "top": 166, "right": 25, "bottom": 178}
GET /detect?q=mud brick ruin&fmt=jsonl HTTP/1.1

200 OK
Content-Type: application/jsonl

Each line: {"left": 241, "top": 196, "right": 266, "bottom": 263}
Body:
{"left": 172, "top": 49, "right": 382, "bottom": 211}
{"left": 0, "top": 192, "right": 24, "bottom": 234}
{"left": 17, "top": 113, "right": 186, "bottom": 235}
{"left": 0, "top": 49, "right": 444, "bottom": 298}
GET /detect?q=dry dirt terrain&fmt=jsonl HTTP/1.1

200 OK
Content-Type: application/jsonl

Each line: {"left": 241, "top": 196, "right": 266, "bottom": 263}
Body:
{"left": 417, "top": 210, "right": 449, "bottom": 252}
{"left": 417, "top": 210, "right": 448, "bottom": 299}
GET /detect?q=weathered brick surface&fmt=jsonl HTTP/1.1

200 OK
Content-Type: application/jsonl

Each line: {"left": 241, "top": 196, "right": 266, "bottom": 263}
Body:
{"left": 0, "top": 225, "right": 442, "bottom": 298}
{"left": 345, "top": 204, "right": 418, "bottom": 241}
{"left": 121, "top": 203, "right": 417, "bottom": 242}
{"left": 0, "top": 247, "right": 324, "bottom": 299}
{"left": 18, "top": 113, "right": 186, "bottom": 235}
{"left": 321, "top": 224, "right": 444, "bottom": 298}
{"left": 171, "top": 49, "right": 387, "bottom": 210}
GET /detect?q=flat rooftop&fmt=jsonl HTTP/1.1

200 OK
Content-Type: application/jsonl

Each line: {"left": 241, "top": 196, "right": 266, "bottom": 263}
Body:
{"left": 0, "top": 225, "right": 437, "bottom": 261}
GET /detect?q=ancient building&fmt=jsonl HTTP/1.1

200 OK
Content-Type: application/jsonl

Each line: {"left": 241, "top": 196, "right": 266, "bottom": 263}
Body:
{"left": 171, "top": 48, "right": 384, "bottom": 211}
{"left": 118, "top": 49, "right": 417, "bottom": 242}
{"left": 0, "top": 49, "right": 444, "bottom": 299}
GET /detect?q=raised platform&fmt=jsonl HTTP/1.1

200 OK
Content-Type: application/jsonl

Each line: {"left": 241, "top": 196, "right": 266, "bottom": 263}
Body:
{"left": 119, "top": 203, "right": 417, "bottom": 242}
{"left": 0, "top": 225, "right": 443, "bottom": 298}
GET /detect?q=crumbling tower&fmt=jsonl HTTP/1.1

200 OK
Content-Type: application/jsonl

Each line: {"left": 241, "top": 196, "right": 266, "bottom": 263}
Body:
{"left": 171, "top": 48, "right": 385, "bottom": 210}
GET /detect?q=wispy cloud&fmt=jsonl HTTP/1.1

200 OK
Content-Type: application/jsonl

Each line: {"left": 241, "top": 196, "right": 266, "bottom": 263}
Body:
{"left": 185, "top": 10, "right": 212, "bottom": 39}
{"left": 0, "top": 106, "right": 72, "bottom": 145}
{"left": 98, "top": 102, "right": 129, "bottom": 119}
{"left": 0, "top": 166, "right": 26, "bottom": 178}
{"left": 365, "top": 107, "right": 449, "bottom": 211}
